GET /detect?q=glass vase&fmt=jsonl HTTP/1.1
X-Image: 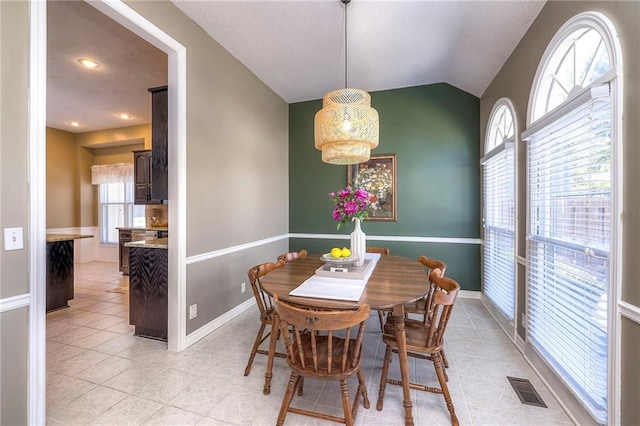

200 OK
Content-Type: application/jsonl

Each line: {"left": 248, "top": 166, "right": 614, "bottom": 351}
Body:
{"left": 350, "top": 218, "right": 366, "bottom": 267}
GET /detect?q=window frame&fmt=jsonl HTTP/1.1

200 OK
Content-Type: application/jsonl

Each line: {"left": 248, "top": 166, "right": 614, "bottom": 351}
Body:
{"left": 524, "top": 11, "right": 623, "bottom": 424}
{"left": 97, "top": 182, "right": 137, "bottom": 244}
{"left": 481, "top": 98, "right": 518, "bottom": 330}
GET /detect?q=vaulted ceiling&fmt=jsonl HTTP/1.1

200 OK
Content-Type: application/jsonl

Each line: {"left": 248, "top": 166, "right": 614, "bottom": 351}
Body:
{"left": 47, "top": 0, "right": 545, "bottom": 133}
{"left": 173, "top": 0, "right": 545, "bottom": 103}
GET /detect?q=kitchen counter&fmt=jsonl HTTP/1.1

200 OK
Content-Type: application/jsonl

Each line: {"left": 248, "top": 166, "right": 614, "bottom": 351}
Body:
{"left": 46, "top": 233, "right": 94, "bottom": 242}
{"left": 125, "top": 237, "right": 168, "bottom": 249}
{"left": 128, "top": 239, "right": 168, "bottom": 340}
{"left": 116, "top": 226, "right": 168, "bottom": 231}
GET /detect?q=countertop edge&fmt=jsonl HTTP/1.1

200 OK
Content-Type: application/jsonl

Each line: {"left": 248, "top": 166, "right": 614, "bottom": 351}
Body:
{"left": 125, "top": 237, "right": 168, "bottom": 249}
{"left": 46, "top": 233, "right": 94, "bottom": 243}
{"left": 116, "top": 226, "right": 168, "bottom": 231}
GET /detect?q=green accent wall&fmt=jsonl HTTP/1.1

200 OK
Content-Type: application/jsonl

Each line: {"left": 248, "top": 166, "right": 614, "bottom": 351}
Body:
{"left": 289, "top": 83, "right": 481, "bottom": 290}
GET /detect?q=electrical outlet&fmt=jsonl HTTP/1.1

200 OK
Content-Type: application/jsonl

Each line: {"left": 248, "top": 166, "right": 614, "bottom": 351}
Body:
{"left": 189, "top": 304, "right": 197, "bottom": 320}
{"left": 241, "top": 282, "right": 246, "bottom": 293}
{"left": 4, "top": 227, "right": 24, "bottom": 251}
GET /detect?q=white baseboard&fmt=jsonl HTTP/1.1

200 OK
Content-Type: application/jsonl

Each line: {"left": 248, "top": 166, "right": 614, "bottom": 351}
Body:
{"left": 458, "top": 289, "right": 481, "bottom": 299}
{"left": 184, "top": 298, "right": 256, "bottom": 348}
{"left": 515, "top": 333, "right": 526, "bottom": 352}
{"left": 95, "top": 257, "right": 119, "bottom": 263}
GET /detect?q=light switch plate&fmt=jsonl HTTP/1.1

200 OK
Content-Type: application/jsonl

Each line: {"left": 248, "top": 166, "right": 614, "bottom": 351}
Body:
{"left": 189, "top": 304, "right": 197, "bottom": 320}
{"left": 4, "top": 227, "right": 24, "bottom": 251}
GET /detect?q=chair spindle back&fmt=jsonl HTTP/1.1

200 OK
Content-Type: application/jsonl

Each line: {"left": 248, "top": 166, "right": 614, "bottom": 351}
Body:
{"left": 418, "top": 255, "right": 447, "bottom": 324}
{"left": 423, "top": 271, "right": 459, "bottom": 349}
{"left": 277, "top": 250, "right": 308, "bottom": 263}
{"left": 274, "top": 296, "right": 370, "bottom": 375}
{"left": 247, "top": 260, "right": 285, "bottom": 322}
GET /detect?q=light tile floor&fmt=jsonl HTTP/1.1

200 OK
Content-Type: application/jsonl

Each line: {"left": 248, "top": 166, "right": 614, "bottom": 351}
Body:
{"left": 46, "top": 261, "right": 574, "bottom": 425}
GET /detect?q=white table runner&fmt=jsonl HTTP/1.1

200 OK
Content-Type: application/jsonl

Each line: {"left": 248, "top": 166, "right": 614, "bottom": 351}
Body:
{"left": 289, "top": 253, "right": 381, "bottom": 301}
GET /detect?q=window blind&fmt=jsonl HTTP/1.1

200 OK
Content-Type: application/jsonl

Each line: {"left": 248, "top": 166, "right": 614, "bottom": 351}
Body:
{"left": 526, "top": 95, "right": 610, "bottom": 423}
{"left": 482, "top": 143, "right": 515, "bottom": 321}
{"left": 99, "top": 182, "right": 135, "bottom": 244}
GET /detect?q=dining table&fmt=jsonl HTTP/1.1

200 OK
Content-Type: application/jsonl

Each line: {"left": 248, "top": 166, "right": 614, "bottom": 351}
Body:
{"left": 259, "top": 253, "right": 429, "bottom": 426}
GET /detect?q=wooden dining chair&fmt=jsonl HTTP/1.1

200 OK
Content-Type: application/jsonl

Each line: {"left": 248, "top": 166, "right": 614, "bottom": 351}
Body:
{"left": 366, "top": 247, "right": 390, "bottom": 330}
{"left": 274, "top": 295, "right": 371, "bottom": 426}
{"left": 403, "top": 255, "right": 451, "bottom": 369}
{"left": 404, "top": 255, "right": 447, "bottom": 320}
{"left": 366, "top": 246, "right": 389, "bottom": 255}
{"left": 377, "top": 271, "right": 460, "bottom": 425}
{"left": 277, "top": 249, "right": 308, "bottom": 263}
{"left": 244, "top": 260, "right": 287, "bottom": 377}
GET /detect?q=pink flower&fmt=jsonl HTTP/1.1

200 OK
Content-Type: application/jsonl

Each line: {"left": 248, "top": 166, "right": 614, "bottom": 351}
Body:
{"left": 355, "top": 188, "right": 368, "bottom": 200}
{"left": 344, "top": 201, "right": 358, "bottom": 215}
{"left": 329, "top": 183, "right": 370, "bottom": 230}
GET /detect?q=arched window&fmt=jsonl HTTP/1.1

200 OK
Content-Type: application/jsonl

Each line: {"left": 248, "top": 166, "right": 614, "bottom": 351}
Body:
{"left": 482, "top": 100, "right": 516, "bottom": 322}
{"left": 531, "top": 25, "right": 612, "bottom": 122}
{"left": 523, "top": 12, "right": 622, "bottom": 424}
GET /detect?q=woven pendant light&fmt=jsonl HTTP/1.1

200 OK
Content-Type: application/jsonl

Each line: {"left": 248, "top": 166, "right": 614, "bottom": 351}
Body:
{"left": 314, "top": 0, "right": 379, "bottom": 165}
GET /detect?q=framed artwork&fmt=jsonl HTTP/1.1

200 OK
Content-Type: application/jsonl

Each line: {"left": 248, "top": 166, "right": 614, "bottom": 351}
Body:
{"left": 347, "top": 154, "right": 397, "bottom": 221}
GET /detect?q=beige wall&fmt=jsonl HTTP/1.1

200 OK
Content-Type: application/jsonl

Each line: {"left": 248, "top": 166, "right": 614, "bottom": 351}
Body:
{"left": 0, "top": 308, "right": 29, "bottom": 425}
{"left": 124, "top": 0, "right": 289, "bottom": 333}
{"left": 480, "top": 0, "right": 640, "bottom": 423}
{"left": 45, "top": 125, "right": 150, "bottom": 228}
{"left": 47, "top": 128, "right": 79, "bottom": 228}
{"left": 78, "top": 125, "right": 150, "bottom": 226}
{"left": 78, "top": 145, "right": 96, "bottom": 226}
{"left": 621, "top": 318, "right": 640, "bottom": 424}
{"left": 92, "top": 143, "right": 144, "bottom": 165}
{"left": 75, "top": 124, "right": 151, "bottom": 150}
{"left": 0, "top": 1, "right": 29, "bottom": 424}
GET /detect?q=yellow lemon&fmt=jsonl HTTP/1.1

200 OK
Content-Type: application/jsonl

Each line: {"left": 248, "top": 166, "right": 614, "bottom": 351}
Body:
{"left": 341, "top": 247, "right": 351, "bottom": 257}
{"left": 330, "top": 247, "right": 342, "bottom": 258}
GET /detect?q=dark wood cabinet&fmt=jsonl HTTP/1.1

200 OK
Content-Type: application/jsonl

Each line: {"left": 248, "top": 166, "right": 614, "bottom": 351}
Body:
{"left": 119, "top": 229, "right": 167, "bottom": 275}
{"left": 129, "top": 246, "right": 168, "bottom": 341}
{"left": 118, "top": 229, "right": 132, "bottom": 275}
{"left": 46, "top": 240, "right": 74, "bottom": 312}
{"left": 149, "top": 86, "right": 168, "bottom": 201}
{"left": 133, "top": 150, "right": 161, "bottom": 205}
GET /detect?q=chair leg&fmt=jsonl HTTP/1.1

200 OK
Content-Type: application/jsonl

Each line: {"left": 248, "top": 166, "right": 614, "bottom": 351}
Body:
{"left": 340, "top": 380, "right": 354, "bottom": 426}
{"left": 277, "top": 372, "right": 299, "bottom": 426}
{"left": 357, "top": 369, "right": 370, "bottom": 409}
{"left": 376, "top": 344, "right": 392, "bottom": 411}
{"left": 434, "top": 353, "right": 458, "bottom": 426}
{"left": 244, "top": 322, "right": 267, "bottom": 376}
{"left": 441, "top": 348, "right": 450, "bottom": 368}
{"left": 377, "top": 310, "right": 385, "bottom": 331}
{"left": 297, "top": 377, "right": 304, "bottom": 396}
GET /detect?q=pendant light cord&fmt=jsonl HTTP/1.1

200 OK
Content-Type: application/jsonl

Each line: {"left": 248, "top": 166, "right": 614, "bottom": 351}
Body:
{"left": 343, "top": 0, "right": 349, "bottom": 88}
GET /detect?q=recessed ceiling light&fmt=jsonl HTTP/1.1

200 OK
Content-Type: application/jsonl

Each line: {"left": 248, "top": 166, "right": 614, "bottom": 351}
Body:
{"left": 68, "top": 121, "right": 81, "bottom": 127}
{"left": 77, "top": 58, "right": 101, "bottom": 69}
{"left": 117, "top": 113, "right": 133, "bottom": 120}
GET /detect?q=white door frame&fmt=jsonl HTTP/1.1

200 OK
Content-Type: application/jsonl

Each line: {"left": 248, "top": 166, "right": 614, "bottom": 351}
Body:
{"left": 28, "top": 1, "right": 187, "bottom": 423}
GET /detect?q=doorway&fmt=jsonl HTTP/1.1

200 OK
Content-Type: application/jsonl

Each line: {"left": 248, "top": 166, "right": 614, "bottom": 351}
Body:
{"left": 29, "top": 0, "right": 187, "bottom": 422}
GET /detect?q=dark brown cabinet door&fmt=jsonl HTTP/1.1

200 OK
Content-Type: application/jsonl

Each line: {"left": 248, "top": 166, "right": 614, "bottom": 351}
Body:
{"left": 129, "top": 247, "right": 168, "bottom": 341}
{"left": 134, "top": 151, "right": 150, "bottom": 205}
{"left": 149, "top": 86, "right": 168, "bottom": 201}
{"left": 46, "top": 240, "right": 75, "bottom": 312}
{"left": 133, "top": 150, "right": 161, "bottom": 205}
{"left": 118, "top": 230, "right": 132, "bottom": 275}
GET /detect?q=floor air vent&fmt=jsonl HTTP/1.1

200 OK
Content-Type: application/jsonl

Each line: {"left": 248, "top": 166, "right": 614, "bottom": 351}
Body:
{"left": 507, "top": 376, "right": 547, "bottom": 408}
